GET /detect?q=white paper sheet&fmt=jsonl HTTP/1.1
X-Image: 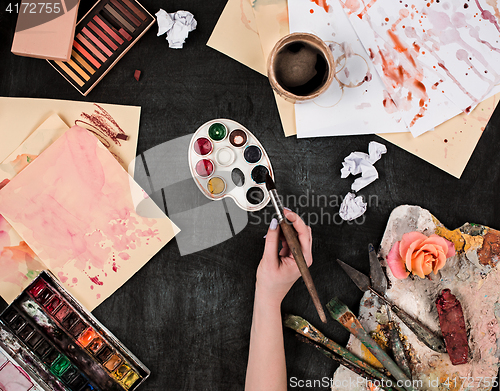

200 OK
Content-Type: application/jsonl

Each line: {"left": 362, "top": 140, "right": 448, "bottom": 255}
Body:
{"left": 156, "top": 9, "right": 197, "bottom": 49}
{"left": 341, "top": 141, "right": 386, "bottom": 192}
{"left": 289, "top": 0, "right": 410, "bottom": 138}
{"left": 338, "top": 0, "right": 500, "bottom": 136}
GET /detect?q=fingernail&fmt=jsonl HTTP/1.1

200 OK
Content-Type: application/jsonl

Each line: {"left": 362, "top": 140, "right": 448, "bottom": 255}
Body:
{"left": 284, "top": 207, "right": 292, "bottom": 211}
{"left": 263, "top": 234, "right": 267, "bottom": 239}
{"left": 270, "top": 218, "right": 278, "bottom": 230}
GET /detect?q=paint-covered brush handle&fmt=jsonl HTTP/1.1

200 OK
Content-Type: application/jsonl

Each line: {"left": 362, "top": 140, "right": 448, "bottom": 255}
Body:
{"left": 327, "top": 298, "right": 417, "bottom": 391}
{"left": 280, "top": 220, "right": 327, "bottom": 323}
{"left": 390, "top": 304, "right": 446, "bottom": 353}
{"left": 369, "top": 288, "right": 447, "bottom": 353}
{"left": 387, "top": 321, "right": 412, "bottom": 379}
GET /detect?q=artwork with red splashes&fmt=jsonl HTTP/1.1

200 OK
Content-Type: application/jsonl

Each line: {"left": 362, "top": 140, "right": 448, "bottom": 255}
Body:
{"left": 336, "top": 0, "right": 500, "bottom": 136}
{"left": 0, "top": 126, "right": 179, "bottom": 311}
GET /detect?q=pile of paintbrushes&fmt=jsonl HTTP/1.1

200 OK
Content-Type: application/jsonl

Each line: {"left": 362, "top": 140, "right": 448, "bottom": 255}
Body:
{"left": 285, "top": 244, "right": 448, "bottom": 391}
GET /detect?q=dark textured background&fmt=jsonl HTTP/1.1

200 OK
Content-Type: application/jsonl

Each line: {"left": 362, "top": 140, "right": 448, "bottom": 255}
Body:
{"left": 1, "top": 1, "right": 500, "bottom": 390}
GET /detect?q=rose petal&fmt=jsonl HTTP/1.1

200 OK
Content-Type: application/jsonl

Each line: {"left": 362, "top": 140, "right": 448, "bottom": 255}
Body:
{"left": 445, "top": 240, "right": 455, "bottom": 258}
{"left": 387, "top": 241, "right": 409, "bottom": 279}
{"left": 405, "top": 239, "right": 425, "bottom": 271}
{"left": 421, "top": 253, "right": 433, "bottom": 276}
{"left": 399, "top": 232, "right": 427, "bottom": 260}
{"left": 418, "top": 243, "right": 439, "bottom": 257}
{"left": 433, "top": 252, "right": 447, "bottom": 274}
{"left": 411, "top": 251, "right": 426, "bottom": 278}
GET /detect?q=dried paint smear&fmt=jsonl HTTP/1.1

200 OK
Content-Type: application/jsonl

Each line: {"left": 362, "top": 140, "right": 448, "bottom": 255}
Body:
{"left": 0, "top": 126, "right": 179, "bottom": 310}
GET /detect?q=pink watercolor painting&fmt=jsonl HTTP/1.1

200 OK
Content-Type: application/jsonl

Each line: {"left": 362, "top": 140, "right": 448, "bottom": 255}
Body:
{"left": 0, "top": 126, "right": 179, "bottom": 310}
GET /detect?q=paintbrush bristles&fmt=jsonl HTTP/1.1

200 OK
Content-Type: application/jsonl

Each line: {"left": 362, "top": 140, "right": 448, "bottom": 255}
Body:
{"left": 265, "top": 173, "right": 276, "bottom": 191}
{"left": 326, "top": 297, "right": 349, "bottom": 319}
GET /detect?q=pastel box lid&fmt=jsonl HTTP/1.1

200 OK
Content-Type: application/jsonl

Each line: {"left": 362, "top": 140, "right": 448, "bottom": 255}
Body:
{"left": 11, "top": 0, "right": 80, "bottom": 61}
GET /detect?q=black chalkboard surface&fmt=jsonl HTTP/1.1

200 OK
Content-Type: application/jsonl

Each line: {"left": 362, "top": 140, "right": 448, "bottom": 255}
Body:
{"left": 1, "top": 1, "right": 500, "bottom": 390}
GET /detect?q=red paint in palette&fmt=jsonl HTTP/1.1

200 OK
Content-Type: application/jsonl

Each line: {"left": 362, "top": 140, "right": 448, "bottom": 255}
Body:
{"left": 194, "top": 138, "right": 213, "bottom": 156}
{"left": 195, "top": 159, "right": 214, "bottom": 177}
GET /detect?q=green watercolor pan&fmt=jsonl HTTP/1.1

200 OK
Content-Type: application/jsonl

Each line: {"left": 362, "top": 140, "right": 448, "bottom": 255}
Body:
{"left": 188, "top": 119, "right": 274, "bottom": 211}
{"left": 0, "top": 271, "right": 149, "bottom": 390}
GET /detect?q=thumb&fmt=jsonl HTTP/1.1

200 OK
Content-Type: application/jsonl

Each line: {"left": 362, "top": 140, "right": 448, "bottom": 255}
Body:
{"left": 263, "top": 218, "right": 280, "bottom": 260}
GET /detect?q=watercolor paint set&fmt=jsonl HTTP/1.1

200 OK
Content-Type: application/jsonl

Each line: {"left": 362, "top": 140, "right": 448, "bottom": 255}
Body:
{"left": 48, "top": 0, "right": 155, "bottom": 95}
{"left": 0, "top": 271, "right": 149, "bottom": 391}
{"left": 188, "top": 119, "right": 274, "bottom": 211}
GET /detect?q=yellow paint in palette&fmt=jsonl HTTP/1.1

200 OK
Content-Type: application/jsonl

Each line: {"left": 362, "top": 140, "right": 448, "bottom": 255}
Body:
{"left": 122, "top": 370, "right": 140, "bottom": 389}
{"left": 113, "top": 362, "right": 131, "bottom": 380}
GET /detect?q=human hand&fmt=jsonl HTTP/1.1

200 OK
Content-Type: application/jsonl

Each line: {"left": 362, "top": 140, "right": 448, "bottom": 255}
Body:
{"left": 255, "top": 209, "right": 313, "bottom": 307}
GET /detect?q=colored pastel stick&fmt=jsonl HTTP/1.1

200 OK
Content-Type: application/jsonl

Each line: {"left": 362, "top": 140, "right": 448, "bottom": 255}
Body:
{"left": 76, "top": 34, "right": 107, "bottom": 62}
{"left": 327, "top": 297, "right": 417, "bottom": 391}
{"left": 104, "top": 4, "right": 135, "bottom": 33}
{"left": 121, "top": 0, "right": 147, "bottom": 21}
{"left": 54, "top": 62, "right": 85, "bottom": 86}
{"left": 72, "top": 50, "right": 96, "bottom": 74}
{"left": 93, "top": 15, "right": 124, "bottom": 44}
{"left": 88, "top": 21, "right": 118, "bottom": 50}
{"left": 73, "top": 42, "right": 101, "bottom": 68}
{"left": 110, "top": 0, "right": 141, "bottom": 26}
{"left": 82, "top": 27, "right": 113, "bottom": 56}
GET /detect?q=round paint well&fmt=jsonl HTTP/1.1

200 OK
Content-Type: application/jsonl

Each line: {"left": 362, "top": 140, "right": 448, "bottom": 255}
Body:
{"left": 229, "top": 129, "right": 248, "bottom": 147}
{"left": 251, "top": 165, "right": 269, "bottom": 184}
{"left": 246, "top": 187, "right": 265, "bottom": 205}
{"left": 207, "top": 177, "right": 226, "bottom": 195}
{"left": 195, "top": 159, "right": 214, "bottom": 177}
{"left": 244, "top": 145, "right": 262, "bottom": 164}
{"left": 208, "top": 123, "right": 227, "bottom": 141}
{"left": 215, "top": 147, "right": 235, "bottom": 166}
{"left": 231, "top": 168, "right": 245, "bottom": 187}
{"left": 193, "top": 137, "right": 213, "bottom": 156}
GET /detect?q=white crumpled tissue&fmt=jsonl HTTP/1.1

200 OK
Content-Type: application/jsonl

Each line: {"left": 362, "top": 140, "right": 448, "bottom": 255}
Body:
{"left": 156, "top": 9, "right": 197, "bottom": 49}
{"left": 339, "top": 192, "right": 367, "bottom": 221}
{"left": 340, "top": 141, "right": 387, "bottom": 192}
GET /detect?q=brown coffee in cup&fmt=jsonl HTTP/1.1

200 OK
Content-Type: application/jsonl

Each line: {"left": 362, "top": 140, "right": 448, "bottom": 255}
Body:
{"left": 268, "top": 33, "right": 334, "bottom": 103}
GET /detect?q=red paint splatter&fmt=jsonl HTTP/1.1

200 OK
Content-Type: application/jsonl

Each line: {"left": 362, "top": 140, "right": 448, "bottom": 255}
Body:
{"left": 112, "top": 263, "right": 118, "bottom": 272}
{"left": 72, "top": 277, "right": 78, "bottom": 284}
{"left": 89, "top": 276, "right": 104, "bottom": 286}
{"left": 58, "top": 272, "right": 68, "bottom": 283}
{"left": 311, "top": 0, "right": 331, "bottom": 13}
{"left": 90, "top": 285, "right": 94, "bottom": 290}
{"left": 310, "top": 8, "right": 314, "bottom": 13}
{"left": 118, "top": 252, "right": 130, "bottom": 260}
{"left": 356, "top": 0, "right": 378, "bottom": 18}
{"left": 0, "top": 179, "right": 10, "bottom": 190}
{"left": 96, "top": 294, "right": 101, "bottom": 299}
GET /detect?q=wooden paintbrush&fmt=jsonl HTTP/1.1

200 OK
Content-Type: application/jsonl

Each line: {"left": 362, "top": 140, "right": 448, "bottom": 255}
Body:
{"left": 265, "top": 174, "right": 326, "bottom": 323}
{"left": 327, "top": 297, "right": 417, "bottom": 391}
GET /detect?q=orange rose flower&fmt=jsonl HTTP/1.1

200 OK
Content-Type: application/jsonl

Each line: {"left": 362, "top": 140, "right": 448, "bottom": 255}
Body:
{"left": 387, "top": 232, "right": 455, "bottom": 279}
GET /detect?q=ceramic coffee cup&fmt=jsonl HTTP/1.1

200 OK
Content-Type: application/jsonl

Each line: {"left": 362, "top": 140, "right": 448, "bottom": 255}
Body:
{"left": 267, "top": 32, "right": 335, "bottom": 103}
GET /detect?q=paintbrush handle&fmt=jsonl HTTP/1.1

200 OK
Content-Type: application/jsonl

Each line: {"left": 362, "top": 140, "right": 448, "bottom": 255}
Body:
{"left": 327, "top": 298, "right": 417, "bottom": 391}
{"left": 284, "top": 315, "right": 404, "bottom": 391}
{"left": 369, "top": 288, "right": 446, "bottom": 354}
{"left": 280, "top": 219, "right": 327, "bottom": 323}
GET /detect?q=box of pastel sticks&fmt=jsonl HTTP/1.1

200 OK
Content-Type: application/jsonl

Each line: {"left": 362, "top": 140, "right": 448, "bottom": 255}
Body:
{"left": 47, "top": 0, "right": 155, "bottom": 95}
{"left": 0, "top": 271, "right": 149, "bottom": 391}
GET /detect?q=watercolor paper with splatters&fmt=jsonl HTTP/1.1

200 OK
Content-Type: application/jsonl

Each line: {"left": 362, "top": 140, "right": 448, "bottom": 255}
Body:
{"left": 338, "top": 0, "right": 500, "bottom": 136}
{"left": 0, "top": 97, "right": 141, "bottom": 175}
{"left": 0, "top": 126, "right": 180, "bottom": 311}
{"left": 289, "top": 0, "right": 410, "bottom": 137}
{"left": 0, "top": 114, "right": 69, "bottom": 304}
{"left": 331, "top": 205, "right": 500, "bottom": 391}
{"left": 207, "top": 0, "right": 498, "bottom": 176}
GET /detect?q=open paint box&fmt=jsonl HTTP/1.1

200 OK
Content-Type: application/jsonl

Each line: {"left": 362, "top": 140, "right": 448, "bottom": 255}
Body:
{"left": 188, "top": 119, "right": 274, "bottom": 211}
{"left": 0, "top": 271, "right": 149, "bottom": 391}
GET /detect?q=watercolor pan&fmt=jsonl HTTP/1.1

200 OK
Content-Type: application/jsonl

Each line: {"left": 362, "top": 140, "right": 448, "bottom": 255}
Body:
{"left": 188, "top": 119, "right": 274, "bottom": 211}
{"left": 47, "top": 0, "right": 155, "bottom": 96}
{"left": 0, "top": 271, "right": 150, "bottom": 390}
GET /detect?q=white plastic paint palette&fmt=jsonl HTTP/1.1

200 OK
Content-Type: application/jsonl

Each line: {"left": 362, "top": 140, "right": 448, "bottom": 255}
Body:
{"left": 188, "top": 119, "right": 273, "bottom": 211}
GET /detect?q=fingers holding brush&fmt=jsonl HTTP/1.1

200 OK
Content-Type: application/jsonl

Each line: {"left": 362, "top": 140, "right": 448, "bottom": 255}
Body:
{"left": 283, "top": 208, "right": 313, "bottom": 267}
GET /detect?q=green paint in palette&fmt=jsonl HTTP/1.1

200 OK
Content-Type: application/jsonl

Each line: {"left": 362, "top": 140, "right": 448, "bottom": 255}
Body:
{"left": 208, "top": 123, "right": 227, "bottom": 141}
{"left": 50, "top": 354, "right": 70, "bottom": 377}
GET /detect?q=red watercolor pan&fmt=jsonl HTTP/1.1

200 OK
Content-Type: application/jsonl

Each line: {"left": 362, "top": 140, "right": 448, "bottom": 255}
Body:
{"left": 48, "top": 0, "right": 154, "bottom": 96}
